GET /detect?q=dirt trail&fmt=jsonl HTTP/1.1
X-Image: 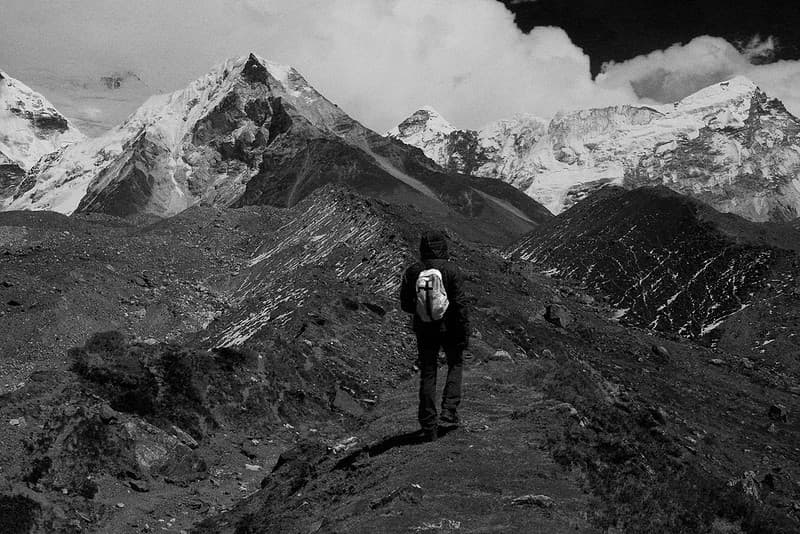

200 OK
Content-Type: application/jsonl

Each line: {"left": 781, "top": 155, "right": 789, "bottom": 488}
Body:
{"left": 194, "top": 359, "right": 594, "bottom": 533}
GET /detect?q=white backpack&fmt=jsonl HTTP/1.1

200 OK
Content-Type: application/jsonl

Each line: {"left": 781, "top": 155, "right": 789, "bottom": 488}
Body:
{"left": 416, "top": 269, "right": 449, "bottom": 322}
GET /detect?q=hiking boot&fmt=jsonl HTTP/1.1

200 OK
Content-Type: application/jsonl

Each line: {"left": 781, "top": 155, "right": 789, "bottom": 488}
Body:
{"left": 440, "top": 411, "right": 460, "bottom": 428}
{"left": 422, "top": 427, "right": 438, "bottom": 442}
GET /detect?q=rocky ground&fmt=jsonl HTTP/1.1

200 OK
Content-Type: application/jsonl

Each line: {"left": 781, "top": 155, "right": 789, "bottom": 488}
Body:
{"left": 1, "top": 187, "right": 799, "bottom": 533}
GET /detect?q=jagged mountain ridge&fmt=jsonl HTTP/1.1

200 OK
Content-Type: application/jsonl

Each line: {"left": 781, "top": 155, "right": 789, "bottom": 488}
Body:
{"left": 390, "top": 77, "right": 800, "bottom": 222}
{"left": 507, "top": 186, "right": 800, "bottom": 338}
{"left": 2, "top": 55, "right": 550, "bottom": 243}
{"left": 0, "top": 71, "right": 84, "bottom": 207}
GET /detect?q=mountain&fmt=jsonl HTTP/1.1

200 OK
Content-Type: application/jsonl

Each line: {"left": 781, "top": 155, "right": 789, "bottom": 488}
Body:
{"left": 0, "top": 71, "right": 84, "bottom": 207}
{"left": 10, "top": 68, "right": 156, "bottom": 137}
{"left": 390, "top": 77, "right": 800, "bottom": 222}
{"left": 507, "top": 186, "right": 800, "bottom": 338}
{"left": 3, "top": 54, "right": 550, "bottom": 242}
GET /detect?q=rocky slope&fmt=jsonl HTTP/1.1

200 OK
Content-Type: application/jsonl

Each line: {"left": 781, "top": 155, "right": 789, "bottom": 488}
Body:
{"left": 0, "top": 71, "right": 84, "bottom": 207}
{"left": 390, "top": 77, "right": 800, "bottom": 222}
{"left": 507, "top": 186, "right": 800, "bottom": 339}
{"left": 0, "top": 186, "right": 799, "bottom": 533}
{"left": 2, "top": 55, "right": 550, "bottom": 243}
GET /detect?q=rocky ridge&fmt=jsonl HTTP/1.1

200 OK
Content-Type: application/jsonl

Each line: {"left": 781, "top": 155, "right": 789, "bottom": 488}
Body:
{"left": 390, "top": 77, "right": 800, "bottom": 222}
{"left": 507, "top": 186, "right": 800, "bottom": 340}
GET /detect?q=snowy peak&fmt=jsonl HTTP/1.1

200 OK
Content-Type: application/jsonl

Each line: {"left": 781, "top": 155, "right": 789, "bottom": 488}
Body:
{"left": 388, "top": 106, "right": 456, "bottom": 137}
{"left": 0, "top": 70, "right": 83, "bottom": 170}
{"left": 4, "top": 54, "right": 548, "bottom": 239}
{"left": 674, "top": 75, "right": 760, "bottom": 112}
{"left": 386, "top": 106, "right": 458, "bottom": 166}
{"left": 390, "top": 76, "right": 800, "bottom": 222}
{"left": 7, "top": 53, "right": 364, "bottom": 216}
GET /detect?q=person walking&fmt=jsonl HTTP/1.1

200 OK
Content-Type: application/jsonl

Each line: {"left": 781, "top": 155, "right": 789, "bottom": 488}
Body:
{"left": 400, "top": 230, "right": 470, "bottom": 442}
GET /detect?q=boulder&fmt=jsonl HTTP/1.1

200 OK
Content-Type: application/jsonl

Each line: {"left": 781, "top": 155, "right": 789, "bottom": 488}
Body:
{"left": 768, "top": 404, "right": 789, "bottom": 423}
{"left": 491, "top": 350, "right": 513, "bottom": 361}
{"left": 544, "top": 304, "right": 572, "bottom": 328}
{"left": 333, "top": 388, "right": 364, "bottom": 417}
{"left": 651, "top": 345, "right": 671, "bottom": 363}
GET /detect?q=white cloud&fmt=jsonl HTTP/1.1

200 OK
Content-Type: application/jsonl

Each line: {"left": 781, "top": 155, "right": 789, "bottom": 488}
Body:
{"left": 0, "top": 0, "right": 634, "bottom": 132}
{"left": 598, "top": 35, "right": 800, "bottom": 117}
{"left": 1, "top": 1, "right": 798, "bottom": 136}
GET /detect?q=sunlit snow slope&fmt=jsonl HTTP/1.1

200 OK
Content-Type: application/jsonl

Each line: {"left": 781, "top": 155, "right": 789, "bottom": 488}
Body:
{"left": 0, "top": 71, "right": 84, "bottom": 208}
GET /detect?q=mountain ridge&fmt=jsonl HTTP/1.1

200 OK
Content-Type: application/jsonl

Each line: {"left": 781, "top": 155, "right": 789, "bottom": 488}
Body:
{"left": 1, "top": 54, "right": 549, "bottom": 244}
{"left": 391, "top": 76, "right": 800, "bottom": 222}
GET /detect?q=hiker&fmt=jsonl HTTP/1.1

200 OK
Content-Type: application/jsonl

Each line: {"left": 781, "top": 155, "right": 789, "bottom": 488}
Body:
{"left": 400, "top": 230, "right": 470, "bottom": 442}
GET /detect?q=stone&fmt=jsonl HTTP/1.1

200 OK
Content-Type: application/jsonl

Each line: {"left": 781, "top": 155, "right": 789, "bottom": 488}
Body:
{"left": 544, "top": 304, "right": 572, "bottom": 328}
{"left": 99, "top": 404, "right": 117, "bottom": 423}
{"left": 491, "top": 350, "right": 512, "bottom": 361}
{"left": 650, "top": 406, "right": 668, "bottom": 426}
{"left": 710, "top": 358, "right": 724, "bottom": 366}
{"left": 8, "top": 417, "right": 25, "bottom": 427}
{"left": 129, "top": 479, "right": 150, "bottom": 493}
{"left": 510, "top": 494, "right": 554, "bottom": 508}
{"left": 331, "top": 436, "right": 359, "bottom": 455}
{"left": 333, "top": 388, "right": 364, "bottom": 417}
{"left": 768, "top": 404, "right": 789, "bottom": 423}
{"left": 171, "top": 425, "right": 199, "bottom": 449}
{"left": 341, "top": 296, "right": 360, "bottom": 311}
{"left": 651, "top": 345, "right": 671, "bottom": 362}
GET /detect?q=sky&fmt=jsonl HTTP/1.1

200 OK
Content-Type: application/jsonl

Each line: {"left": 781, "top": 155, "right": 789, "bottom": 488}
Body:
{"left": 1, "top": 0, "right": 799, "bottom": 135}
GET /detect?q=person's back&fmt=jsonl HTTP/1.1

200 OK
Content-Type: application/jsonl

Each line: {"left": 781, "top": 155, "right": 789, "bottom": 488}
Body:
{"left": 400, "top": 230, "right": 470, "bottom": 442}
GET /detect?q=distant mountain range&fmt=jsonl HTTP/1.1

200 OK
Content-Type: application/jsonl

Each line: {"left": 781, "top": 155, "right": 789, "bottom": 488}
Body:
{"left": 390, "top": 78, "right": 800, "bottom": 223}
{"left": 0, "top": 55, "right": 549, "bottom": 244}
{"left": 3, "top": 54, "right": 800, "bottom": 239}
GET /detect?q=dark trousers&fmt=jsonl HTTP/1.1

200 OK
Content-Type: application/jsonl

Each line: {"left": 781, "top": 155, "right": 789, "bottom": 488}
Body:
{"left": 417, "top": 337, "right": 464, "bottom": 430}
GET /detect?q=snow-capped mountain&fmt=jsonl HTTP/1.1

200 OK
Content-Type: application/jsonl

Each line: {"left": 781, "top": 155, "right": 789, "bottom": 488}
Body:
{"left": 0, "top": 70, "right": 84, "bottom": 206}
{"left": 390, "top": 77, "right": 800, "bottom": 222}
{"left": 18, "top": 68, "right": 156, "bottom": 137}
{"left": 2, "top": 54, "right": 549, "bottom": 241}
{"left": 7, "top": 54, "right": 356, "bottom": 216}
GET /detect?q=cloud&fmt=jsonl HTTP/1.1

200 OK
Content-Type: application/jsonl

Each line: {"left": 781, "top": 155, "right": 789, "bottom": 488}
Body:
{"left": 0, "top": 0, "right": 634, "bottom": 133}
{"left": 1, "top": 1, "right": 798, "bottom": 136}
{"left": 737, "top": 35, "right": 778, "bottom": 64}
{"left": 597, "top": 35, "right": 800, "bottom": 117}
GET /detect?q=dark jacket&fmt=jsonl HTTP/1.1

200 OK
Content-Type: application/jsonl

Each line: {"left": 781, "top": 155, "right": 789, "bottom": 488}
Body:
{"left": 400, "top": 231, "right": 470, "bottom": 348}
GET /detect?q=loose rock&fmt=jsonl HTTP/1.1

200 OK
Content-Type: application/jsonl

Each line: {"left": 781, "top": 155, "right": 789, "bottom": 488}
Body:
{"left": 510, "top": 494, "right": 554, "bottom": 508}
{"left": 544, "top": 304, "right": 572, "bottom": 329}
{"left": 651, "top": 345, "right": 671, "bottom": 363}
{"left": 768, "top": 404, "right": 789, "bottom": 423}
